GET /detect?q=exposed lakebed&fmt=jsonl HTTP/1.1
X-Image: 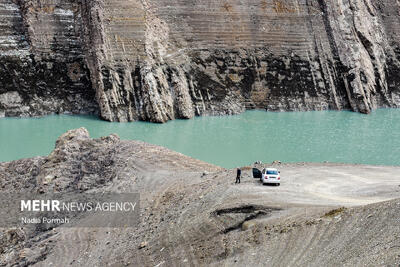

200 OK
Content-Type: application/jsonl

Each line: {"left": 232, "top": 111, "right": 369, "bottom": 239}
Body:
{"left": 1, "top": 109, "right": 399, "bottom": 168}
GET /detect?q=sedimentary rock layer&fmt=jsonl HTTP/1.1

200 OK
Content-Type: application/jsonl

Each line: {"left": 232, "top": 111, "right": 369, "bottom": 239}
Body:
{"left": 0, "top": 0, "right": 98, "bottom": 117}
{"left": 1, "top": 0, "right": 400, "bottom": 121}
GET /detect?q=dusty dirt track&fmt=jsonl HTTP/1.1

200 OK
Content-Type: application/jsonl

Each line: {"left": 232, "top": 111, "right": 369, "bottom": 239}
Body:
{"left": 0, "top": 129, "right": 399, "bottom": 266}
{"left": 238, "top": 163, "right": 400, "bottom": 207}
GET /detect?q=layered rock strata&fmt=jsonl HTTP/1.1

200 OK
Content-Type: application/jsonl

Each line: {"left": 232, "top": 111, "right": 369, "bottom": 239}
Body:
{"left": 1, "top": 0, "right": 400, "bottom": 121}
{"left": 0, "top": 0, "right": 98, "bottom": 117}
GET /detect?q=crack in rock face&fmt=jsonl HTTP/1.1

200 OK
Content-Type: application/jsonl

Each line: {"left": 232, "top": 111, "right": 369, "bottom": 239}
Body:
{"left": 211, "top": 205, "right": 280, "bottom": 234}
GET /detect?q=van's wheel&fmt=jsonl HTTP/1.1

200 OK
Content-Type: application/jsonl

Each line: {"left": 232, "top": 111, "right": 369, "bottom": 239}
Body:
{"left": 277, "top": 183, "right": 280, "bottom": 186}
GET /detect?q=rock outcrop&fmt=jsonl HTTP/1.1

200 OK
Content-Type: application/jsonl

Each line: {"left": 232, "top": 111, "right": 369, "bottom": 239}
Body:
{"left": 1, "top": 0, "right": 400, "bottom": 121}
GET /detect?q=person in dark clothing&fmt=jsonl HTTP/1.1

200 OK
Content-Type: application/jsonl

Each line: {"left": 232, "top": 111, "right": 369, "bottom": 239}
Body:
{"left": 236, "top": 168, "right": 241, "bottom": 184}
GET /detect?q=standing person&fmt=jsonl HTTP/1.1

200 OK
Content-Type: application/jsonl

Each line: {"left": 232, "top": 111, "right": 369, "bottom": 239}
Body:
{"left": 236, "top": 167, "right": 241, "bottom": 184}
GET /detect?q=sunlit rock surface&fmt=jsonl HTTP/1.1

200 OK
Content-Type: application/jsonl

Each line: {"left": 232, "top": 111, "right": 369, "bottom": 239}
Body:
{"left": 1, "top": 0, "right": 400, "bottom": 121}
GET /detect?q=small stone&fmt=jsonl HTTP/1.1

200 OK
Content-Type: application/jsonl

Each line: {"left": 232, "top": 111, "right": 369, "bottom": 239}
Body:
{"left": 139, "top": 241, "right": 148, "bottom": 249}
{"left": 43, "top": 175, "right": 54, "bottom": 185}
{"left": 242, "top": 220, "right": 256, "bottom": 231}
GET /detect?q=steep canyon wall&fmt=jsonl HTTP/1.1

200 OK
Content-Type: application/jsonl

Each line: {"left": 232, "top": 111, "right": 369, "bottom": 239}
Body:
{"left": 0, "top": 0, "right": 98, "bottom": 117}
{"left": 1, "top": 0, "right": 400, "bottom": 122}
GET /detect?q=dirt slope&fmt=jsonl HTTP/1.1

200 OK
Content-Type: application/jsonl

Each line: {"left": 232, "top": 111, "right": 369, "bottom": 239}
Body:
{"left": 0, "top": 128, "right": 399, "bottom": 266}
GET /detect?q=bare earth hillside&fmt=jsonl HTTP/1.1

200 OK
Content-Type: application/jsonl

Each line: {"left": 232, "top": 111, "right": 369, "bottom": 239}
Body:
{"left": 0, "top": 128, "right": 399, "bottom": 266}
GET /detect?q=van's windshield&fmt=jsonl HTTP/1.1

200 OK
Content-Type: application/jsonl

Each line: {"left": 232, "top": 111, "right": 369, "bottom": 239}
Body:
{"left": 266, "top": 170, "right": 278, "bottom": 175}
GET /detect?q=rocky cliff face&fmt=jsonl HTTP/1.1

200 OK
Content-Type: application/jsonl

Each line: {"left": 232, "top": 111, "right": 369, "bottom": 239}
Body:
{"left": 1, "top": 0, "right": 400, "bottom": 122}
{"left": 0, "top": 0, "right": 98, "bottom": 117}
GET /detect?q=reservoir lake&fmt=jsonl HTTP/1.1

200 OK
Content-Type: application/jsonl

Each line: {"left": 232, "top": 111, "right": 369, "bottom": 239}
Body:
{"left": 0, "top": 109, "right": 399, "bottom": 169}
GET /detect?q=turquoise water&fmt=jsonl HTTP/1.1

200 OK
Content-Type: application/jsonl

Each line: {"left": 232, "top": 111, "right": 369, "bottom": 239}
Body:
{"left": 0, "top": 109, "right": 399, "bottom": 168}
